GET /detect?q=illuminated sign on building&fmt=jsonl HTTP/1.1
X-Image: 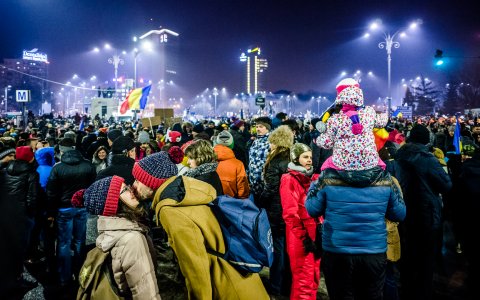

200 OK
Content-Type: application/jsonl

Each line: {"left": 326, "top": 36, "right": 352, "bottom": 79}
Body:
{"left": 22, "top": 48, "right": 48, "bottom": 63}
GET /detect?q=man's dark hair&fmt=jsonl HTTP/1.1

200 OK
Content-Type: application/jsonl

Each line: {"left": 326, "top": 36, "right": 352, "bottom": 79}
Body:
{"left": 275, "top": 112, "right": 288, "bottom": 120}
{"left": 59, "top": 138, "right": 75, "bottom": 148}
{"left": 282, "top": 119, "right": 299, "bottom": 133}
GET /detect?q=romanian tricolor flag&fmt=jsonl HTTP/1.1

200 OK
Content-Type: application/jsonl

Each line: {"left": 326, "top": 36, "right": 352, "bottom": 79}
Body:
{"left": 453, "top": 116, "right": 462, "bottom": 154}
{"left": 120, "top": 85, "right": 152, "bottom": 114}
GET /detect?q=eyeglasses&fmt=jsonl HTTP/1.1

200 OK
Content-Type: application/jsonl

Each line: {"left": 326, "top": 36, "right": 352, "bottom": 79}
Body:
{"left": 120, "top": 185, "right": 132, "bottom": 195}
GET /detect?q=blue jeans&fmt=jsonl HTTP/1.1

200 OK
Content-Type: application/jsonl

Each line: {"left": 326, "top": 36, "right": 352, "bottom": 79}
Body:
{"left": 56, "top": 208, "right": 87, "bottom": 284}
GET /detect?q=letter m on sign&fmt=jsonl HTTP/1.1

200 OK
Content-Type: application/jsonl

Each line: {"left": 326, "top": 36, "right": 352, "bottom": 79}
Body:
{"left": 16, "top": 90, "right": 30, "bottom": 102}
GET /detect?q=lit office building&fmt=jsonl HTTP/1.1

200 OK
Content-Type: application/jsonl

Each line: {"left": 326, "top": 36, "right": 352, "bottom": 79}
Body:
{"left": 1, "top": 49, "right": 49, "bottom": 112}
{"left": 138, "top": 27, "right": 179, "bottom": 108}
{"left": 239, "top": 47, "right": 268, "bottom": 95}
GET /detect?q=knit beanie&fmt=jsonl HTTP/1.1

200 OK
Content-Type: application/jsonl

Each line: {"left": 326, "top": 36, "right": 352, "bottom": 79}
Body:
{"left": 167, "top": 131, "right": 182, "bottom": 143}
{"left": 83, "top": 176, "right": 124, "bottom": 216}
{"left": 233, "top": 119, "right": 245, "bottom": 129}
{"left": 0, "top": 147, "right": 16, "bottom": 160}
{"left": 408, "top": 125, "right": 430, "bottom": 145}
{"left": 290, "top": 143, "right": 312, "bottom": 164}
{"left": 254, "top": 117, "right": 272, "bottom": 131}
{"left": 111, "top": 136, "right": 135, "bottom": 155}
{"left": 64, "top": 131, "right": 76, "bottom": 141}
{"left": 107, "top": 129, "right": 123, "bottom": 143}
{"left": 335, "top": 78, "right": 364, "bottom": 107}
{"left": 268, "top": 125, "right": 294, "bottom": 148}
{"left": 16, "top": 146, "right": 34, "bottom": 162}
{"left": 215, "top": 131, "right": 234, "bottom": 149}
{"left": 137, "top": 131, "right": 150, "bottom": 144}
{"left": 168, "top": 146, "right": 184, "bottom": 164}
{"left": 132, "top": 151, "right": 178, "bottom": 190}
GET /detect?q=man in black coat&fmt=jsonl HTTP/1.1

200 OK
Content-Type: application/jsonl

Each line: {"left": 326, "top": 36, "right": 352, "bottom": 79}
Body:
{"left": 394, "top": 125, "right": 452, "bottom": 300}
{"left": 0, "top": 146, "right": 40, "bottom": 291}
{"left": 458, "top": 147, "right": 480, "bottom": 298}
{"left": 96, "top": 136, "right": 136, "bottom": 185}
{"left": 46, "top": 138, "right": 96, "bottom": 287}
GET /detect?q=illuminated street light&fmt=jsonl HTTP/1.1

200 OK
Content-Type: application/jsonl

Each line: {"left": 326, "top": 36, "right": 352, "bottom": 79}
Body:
{"left": 108, "top": 53, "right": 125, "bottom": 104}
{"left": 365, "top": 18, "right": 422, "bottom": 116}
{"left": 212, "top": 87, "right": 219, "bottom": 116}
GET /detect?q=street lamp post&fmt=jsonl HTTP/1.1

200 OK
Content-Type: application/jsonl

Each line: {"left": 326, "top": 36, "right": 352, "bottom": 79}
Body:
{"left": 108, "top": 54, "right": 124, "bottom": 104}
{"left": 378, "top": 33, "right": 400, "bottom": 117}
{"left": 369, "top": 19, "right": 422, "bottom": 117}
{"left": 134, "top": 50, "right": 139, "bottom": 89}
{"left": 212, "top": 87, "right": 218, "bottom": 116}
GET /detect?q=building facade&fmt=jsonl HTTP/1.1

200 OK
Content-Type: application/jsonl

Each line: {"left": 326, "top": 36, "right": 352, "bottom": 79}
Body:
{"left": 138, "top": 27, "right": 179, "bottom": 108}
{"left": 239, "top": 47, "right": 268, "bottom": 95}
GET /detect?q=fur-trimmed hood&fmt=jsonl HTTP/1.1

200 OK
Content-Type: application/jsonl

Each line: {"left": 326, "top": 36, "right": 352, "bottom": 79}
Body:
{"left": 268, "top": 125, "right": 294, "bottom": 149}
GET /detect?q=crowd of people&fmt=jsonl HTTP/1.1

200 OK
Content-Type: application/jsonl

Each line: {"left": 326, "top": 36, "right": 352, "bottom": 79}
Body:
{"left": 1, "top": 77, "right": 479, "bottom": 300}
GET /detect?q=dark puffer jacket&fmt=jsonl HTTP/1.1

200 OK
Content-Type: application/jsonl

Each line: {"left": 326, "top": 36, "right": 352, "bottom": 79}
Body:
{"left": 394, "top": 143, "right": 452, "bottom": 232}
{"left": 0, "top": 160, "right": 40, "bottom": 217}
{"left": 259, "top": 149, "right": 290, "bottom": 233}
{"left": 46, "top": 149, "right": 96, "bottom": 215}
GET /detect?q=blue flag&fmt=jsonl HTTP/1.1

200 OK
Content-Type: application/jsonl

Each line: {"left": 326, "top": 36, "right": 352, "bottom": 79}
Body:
{"left": 79, "top": 119, "right": 85, "bottom": 131}
{"left": 453, "top": 117, "right": 462, "bottom": 154}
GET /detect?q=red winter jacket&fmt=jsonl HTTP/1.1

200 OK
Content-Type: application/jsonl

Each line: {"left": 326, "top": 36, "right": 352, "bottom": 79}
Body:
{"left": 280, "top": 169, "right": 321, "bottom": 300}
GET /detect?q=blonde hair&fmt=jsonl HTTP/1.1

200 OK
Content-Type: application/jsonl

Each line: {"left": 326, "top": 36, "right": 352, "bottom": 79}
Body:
{"left": 184, "top": 139, "right": 217, "bottom": 166}
{"left": 268, "top": 125, "right": 294, "bottom": 148}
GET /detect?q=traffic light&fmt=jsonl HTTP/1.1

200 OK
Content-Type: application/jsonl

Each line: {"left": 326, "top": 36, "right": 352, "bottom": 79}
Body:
{"left": 434, "top": 49, "right": 444, "bottom": 66}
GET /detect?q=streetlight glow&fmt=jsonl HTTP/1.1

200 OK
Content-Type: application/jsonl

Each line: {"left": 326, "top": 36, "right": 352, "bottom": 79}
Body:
{"left": 367, "top": 18, "right": 421, "bottom": 116}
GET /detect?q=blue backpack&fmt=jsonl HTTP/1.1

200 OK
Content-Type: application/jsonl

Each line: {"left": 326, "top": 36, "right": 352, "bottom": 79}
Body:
{"left": 208, "top": 195, "right": 274, "bottom": 273}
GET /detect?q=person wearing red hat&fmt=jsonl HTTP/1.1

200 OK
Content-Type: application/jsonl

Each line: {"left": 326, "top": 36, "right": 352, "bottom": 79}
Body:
{"left": 75, "top": 176, "right": 161, "bottom": 299}
{"left": 0, "top": 145, "right": 41, "bottom": 289}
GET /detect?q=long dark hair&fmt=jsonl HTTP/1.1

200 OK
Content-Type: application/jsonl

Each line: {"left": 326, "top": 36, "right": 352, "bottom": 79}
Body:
{"left": 116, "top": 201, "right": 148, "bottom": 229}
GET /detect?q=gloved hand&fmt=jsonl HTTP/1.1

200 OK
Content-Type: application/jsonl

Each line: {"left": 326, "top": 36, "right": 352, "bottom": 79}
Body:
{"left": 303, "top": 235, "right": 316, "bottom": 254}
{"left": 315, "top": 121, "right": 326, "bottom": 133}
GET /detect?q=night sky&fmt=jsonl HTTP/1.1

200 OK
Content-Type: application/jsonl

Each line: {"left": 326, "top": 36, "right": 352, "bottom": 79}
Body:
{"left": 1, "top": 0, "right": 479, "bottom": 108}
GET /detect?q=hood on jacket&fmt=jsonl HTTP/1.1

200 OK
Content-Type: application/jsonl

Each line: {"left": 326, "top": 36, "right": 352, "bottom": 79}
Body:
{"left": 152, "top": 176, "right": 216, "bottom": 225}
{"left": 6, "top": 159, "right": 35, "bottom": 176}
{"left": 214, "top": 144, "right": 235, "bottom": 161}
{"left": 110, "top": 154, "right": 135, "bottom": 166}
{"left": 462, "top": 155, "right": 480, "bottom": 177}
{"left": 35, "top": 147, "right": 55, "bottom": 167}
{"left": 61, "top": 149, "right": 85, "bottom": 165}
{"left": 96, "top": 216, "right": 145, "bottom": 252}
{"left": 395, "top": 142, "right": 432, "bottom": 166}
{"left": 323, "top": 166, "right": 385, "bottom": 188}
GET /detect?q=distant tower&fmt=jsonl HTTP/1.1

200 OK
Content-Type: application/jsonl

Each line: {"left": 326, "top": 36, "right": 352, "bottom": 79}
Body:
{"left": 239, "top": 47, "right": 268, "bottom": 94}
{"left": 139, "top": 27, "right": 179, "bottom": 108}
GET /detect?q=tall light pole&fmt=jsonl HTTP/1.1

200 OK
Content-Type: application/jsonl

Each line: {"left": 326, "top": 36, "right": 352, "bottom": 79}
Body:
{"left": 134, "top": 49, "right": 139, "bottom": 89}
{"left": 108, "top": 54, "right": 124, "bottom": 104}
{"left": 367, "top": 19, "right": 422, "bottom": 117}
{"left": 212, "top": 87, "right": 218, "bottom": 116}
{"left": 4, "top": 85, "right": 11, "bottom": 112}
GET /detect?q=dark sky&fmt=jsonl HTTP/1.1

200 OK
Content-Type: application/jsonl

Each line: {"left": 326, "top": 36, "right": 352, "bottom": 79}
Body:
{"left": 1, "top": 0, "right": 479, "bottom": 107}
